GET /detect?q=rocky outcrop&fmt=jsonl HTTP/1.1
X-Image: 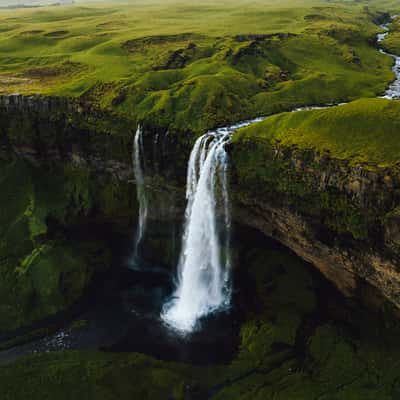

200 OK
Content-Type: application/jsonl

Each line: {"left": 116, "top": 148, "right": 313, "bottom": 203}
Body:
{"left": 230, "top": 140, "right": 400, "bottom": 313}
{"left": 0, "top": 94, "right": 72, "bottom": 113}
{"left": 0, "top": 95, "right": 191, "bottom": 184}
{"left": 0, "top": 95, "right": 191, "bottom": 228}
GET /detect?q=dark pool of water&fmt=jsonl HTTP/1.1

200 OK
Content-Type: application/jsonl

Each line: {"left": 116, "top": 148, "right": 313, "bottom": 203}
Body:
{"left": 1, "top": 223, "right": 389, "bottom": 368}
{"left": 0, "top": 254, "right": 243, "bottom": 366}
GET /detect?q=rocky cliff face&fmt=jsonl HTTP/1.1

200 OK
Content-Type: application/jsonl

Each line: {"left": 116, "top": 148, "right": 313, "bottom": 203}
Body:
{"left": 0, "top": 96, "right": 188, "bottom": 332}
{"left": 230, "top": 139, "right": 400, "bottom": 313}
{"left": 0, "top": 95, "right": 192, "bottom": 186}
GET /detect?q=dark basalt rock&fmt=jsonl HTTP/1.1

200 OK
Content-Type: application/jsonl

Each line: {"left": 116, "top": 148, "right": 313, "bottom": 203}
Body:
{"left": 0, "top": 94, "right": 71, "bottom": 113}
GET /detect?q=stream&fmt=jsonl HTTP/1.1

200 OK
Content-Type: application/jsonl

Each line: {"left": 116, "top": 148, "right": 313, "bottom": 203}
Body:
{"left": 378, "top": 19, "right": 400, "bottom": 99}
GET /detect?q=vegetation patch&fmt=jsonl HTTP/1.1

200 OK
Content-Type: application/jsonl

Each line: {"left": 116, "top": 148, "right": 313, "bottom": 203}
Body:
{"left": 230, "top": 99, "right": 400, "bottom": 240}
{"left": 382, "top": 15, "right": 400, "bottom": 54}
{"left": 122, "top": 33, "right": 201, "bottom": 53}
{"left": 1, "top": 243, "right": 400, "bottom": 400}
{"left": 19, "top": 30, "right": 44, "bottom": 36}
{"left": 0, "top": 157, "right": 121, "bottom": 332}
{"left": 20, "top": 61, "right": 85, "bottom": 79}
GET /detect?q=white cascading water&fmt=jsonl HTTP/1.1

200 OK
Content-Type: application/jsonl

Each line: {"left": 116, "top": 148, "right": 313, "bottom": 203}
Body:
{"left": 132, "top": 125, "right": 148, "bottom": 262}
{"left": 162, "top": 119, "right": 262, "bottom": 333}
{"left": 378, "top": 19, "right": 400, "bottom": 99}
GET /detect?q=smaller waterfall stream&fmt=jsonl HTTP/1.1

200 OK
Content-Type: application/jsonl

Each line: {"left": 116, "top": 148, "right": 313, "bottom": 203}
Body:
{"left": 132, "top": 125, "right": 148, "bottom": 264}
{"left": 162, "top": 119, "right": 262, "bottom": 333}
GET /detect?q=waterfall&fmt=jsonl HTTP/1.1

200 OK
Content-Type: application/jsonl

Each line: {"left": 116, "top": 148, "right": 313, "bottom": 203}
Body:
{"left": 132, "top": 125, "right": 148, "bottom": 264}
{"left": 162, "top": 119, "right": 262, "bottom": 333}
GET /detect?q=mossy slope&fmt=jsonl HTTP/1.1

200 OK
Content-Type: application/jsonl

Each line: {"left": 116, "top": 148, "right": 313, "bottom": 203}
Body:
{"left": 234, "top": 98, "right": 400, "bottom": 168}
{"left": 0, "top": 156, "right": 136, "bottom": 332}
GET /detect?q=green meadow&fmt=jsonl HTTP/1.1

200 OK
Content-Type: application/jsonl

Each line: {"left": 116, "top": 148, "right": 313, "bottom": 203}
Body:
{"left": 0, "top": 0, "right": 398, "bottom": 132}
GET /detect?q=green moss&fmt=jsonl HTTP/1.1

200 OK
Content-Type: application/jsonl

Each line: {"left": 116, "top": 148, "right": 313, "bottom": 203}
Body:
{"left": 0, "top": 158, "right": 117, "bottom": 332}
{"left": 97, "top": 176, "right": 136, "bottom": 221}
{"left": 234, "top": 98, "right": 400, "bottom": 168}
{"left": 69, "top": 319, "right": 89, "bottom": 331}
{"left": 2, "top": 244, "right": 400, "bottom": 399}
{"left": 230, "top": 248, "right": 316, "bottom": 376}
{"left": 0, "top": 351, "right": 210, "bottom": 400}
{"left": 212, "top": 246, "right": 400, "bottom": 399}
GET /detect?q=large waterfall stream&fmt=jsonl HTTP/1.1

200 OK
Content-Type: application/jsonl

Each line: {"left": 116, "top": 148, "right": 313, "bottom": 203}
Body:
{"left": 161, "top": 119, "right": 262, "bottom": 333}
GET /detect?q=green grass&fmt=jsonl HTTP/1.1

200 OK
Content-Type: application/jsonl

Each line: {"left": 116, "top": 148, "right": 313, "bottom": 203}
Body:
{"left": 234, "top": 98, "right": 400, "bottom": 167}
{"left": 0, "top": 157, "right": 115, "bottom": 332}
{"left": 0, "top": 1, "right": 397, "bottom": 132}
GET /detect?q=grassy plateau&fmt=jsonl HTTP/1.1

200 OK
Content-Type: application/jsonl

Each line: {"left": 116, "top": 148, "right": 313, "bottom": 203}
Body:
{"left": 233, "top": 98, "right": 400, "bottom": 168}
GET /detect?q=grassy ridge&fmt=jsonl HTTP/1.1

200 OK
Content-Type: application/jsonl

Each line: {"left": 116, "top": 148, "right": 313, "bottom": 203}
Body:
{"left": 233, "top": 98, "right": 400, "bottom": 167}
{"left": 0, "top": 1, "right": 396, "bottom": 132}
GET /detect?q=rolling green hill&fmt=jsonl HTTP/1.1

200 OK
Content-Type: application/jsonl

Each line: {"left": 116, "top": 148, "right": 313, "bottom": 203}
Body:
{"left": 0, "top": 0, "right": 398, "bottom": 132}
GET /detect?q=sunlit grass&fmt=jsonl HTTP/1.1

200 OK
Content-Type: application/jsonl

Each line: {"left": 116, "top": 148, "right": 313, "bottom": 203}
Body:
{"left": 0, "top": 0, "right": 398, "bottom": 132}
{"left": 234, "top": 98, "right": 400, "bottom": 167}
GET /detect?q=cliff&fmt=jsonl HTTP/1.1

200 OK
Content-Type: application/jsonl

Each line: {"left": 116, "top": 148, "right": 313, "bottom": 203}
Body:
{"left": 0, "top": 95, "right": 187, "bottom": 332}
{"left": 230, "top": 98, "right": 400, "bottom": 313}
{"left": 2, "top": 94, "right": 400, "bottom": 332}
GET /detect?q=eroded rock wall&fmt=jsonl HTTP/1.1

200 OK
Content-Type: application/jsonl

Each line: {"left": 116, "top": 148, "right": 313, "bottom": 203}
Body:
{"left": 0, "top": 97, "right": 188, "bottom": 332}
{"left": 230, "top": 139, "right": 400, "bottom": 312}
